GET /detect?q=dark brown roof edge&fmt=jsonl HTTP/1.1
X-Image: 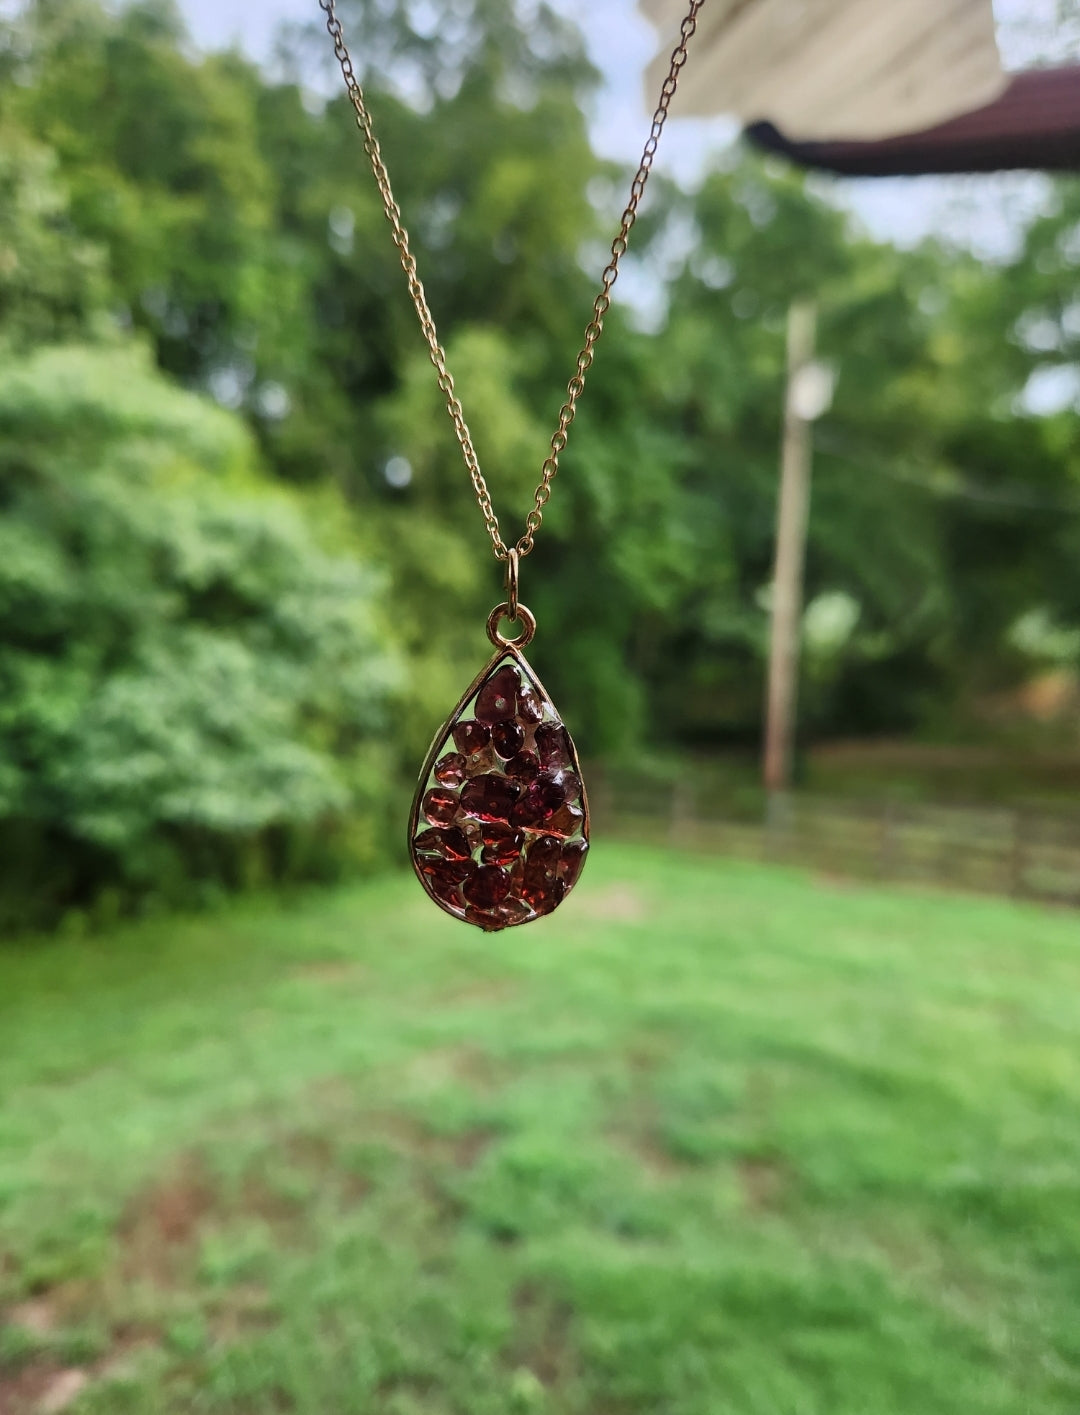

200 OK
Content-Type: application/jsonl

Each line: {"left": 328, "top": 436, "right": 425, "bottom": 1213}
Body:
{"left": 746, "top": 66, "right": 1080, "bottom": 175}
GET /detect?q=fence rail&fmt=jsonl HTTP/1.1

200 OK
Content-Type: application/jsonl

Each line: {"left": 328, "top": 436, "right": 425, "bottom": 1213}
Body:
{"left": 591, "top": 772, "right": 1080, "bottom": 908}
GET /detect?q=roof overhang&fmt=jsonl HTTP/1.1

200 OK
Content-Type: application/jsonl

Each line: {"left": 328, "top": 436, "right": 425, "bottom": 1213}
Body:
{"left": 744, "top": 66, "right": 1080, "bottom": 176}
{"left": 641, "top": 0, "right": 1005, "bottom": 141}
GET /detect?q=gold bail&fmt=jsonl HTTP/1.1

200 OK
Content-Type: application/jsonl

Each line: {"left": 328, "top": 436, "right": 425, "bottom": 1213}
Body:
{"left": 505, "top": 547, "right": 520, "bottom": 621}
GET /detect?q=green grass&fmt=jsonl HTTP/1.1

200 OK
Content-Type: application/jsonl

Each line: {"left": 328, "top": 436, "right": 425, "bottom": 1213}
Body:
{"left": 2, "top": 845, "right": 1080, "bottom": 1415}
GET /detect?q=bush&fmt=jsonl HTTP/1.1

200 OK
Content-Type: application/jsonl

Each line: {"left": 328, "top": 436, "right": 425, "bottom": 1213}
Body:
{"left": 0, "top": 343, "right": 402, "bottom": 928}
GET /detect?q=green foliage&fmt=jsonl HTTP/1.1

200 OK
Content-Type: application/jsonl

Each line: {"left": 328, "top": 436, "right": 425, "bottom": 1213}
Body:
{"left": 3, "top": 848, "right": 1080, "bottom": 1411}
{"left": 0, "top": 127, "right": 110, "bottom": 349}
{"left": 0, "top": 344, "right": 401, "bottom": 925}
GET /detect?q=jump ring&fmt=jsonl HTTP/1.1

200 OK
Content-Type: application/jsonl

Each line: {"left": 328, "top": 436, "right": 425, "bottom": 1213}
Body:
{"left": 486, "top": 600, "right": 536, "bottom": 649}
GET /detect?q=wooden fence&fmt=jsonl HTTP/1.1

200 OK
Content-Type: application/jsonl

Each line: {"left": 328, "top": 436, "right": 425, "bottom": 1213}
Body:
{"left": 590, "top": 771, "right": 1080, "bottom": 909}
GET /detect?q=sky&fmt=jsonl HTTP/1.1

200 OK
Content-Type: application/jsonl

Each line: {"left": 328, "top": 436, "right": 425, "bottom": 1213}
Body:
{"left": 169, "top": 0, "right": 1079, "bottom": 260}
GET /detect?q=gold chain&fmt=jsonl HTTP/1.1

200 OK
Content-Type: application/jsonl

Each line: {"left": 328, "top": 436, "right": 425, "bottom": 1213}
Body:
{"left": 320, "top": 0, "right": 704, "bottom": 561}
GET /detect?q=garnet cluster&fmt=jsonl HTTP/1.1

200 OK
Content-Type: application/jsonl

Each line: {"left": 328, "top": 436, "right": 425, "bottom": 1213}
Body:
{"left": 409, "top": 653, "right": 588, "bottom": 930}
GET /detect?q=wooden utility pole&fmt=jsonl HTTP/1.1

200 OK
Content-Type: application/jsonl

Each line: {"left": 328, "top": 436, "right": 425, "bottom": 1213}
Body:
{"left": 763, "top": 300, "right": 817, "bottom": 798}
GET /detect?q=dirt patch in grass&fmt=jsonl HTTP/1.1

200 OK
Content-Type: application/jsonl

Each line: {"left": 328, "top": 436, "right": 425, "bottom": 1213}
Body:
{"left": 401, "top": 1044, "right": 500, "bottom": 1096}
{"left": 506, "top": 1280, "right": 577, "bottom": 1388}
{"left": 2, "top": 1280, "right": 99, "bottom": 1337}
{"left": 1, "top": 1318, "right": 192, "bottom": 1415}
{"left": 238, "top": 1172, "right": 309, "bottom": 1237}
{"left": 1, "top": 1278, "right": 163, "bottom": 1410}
{"left": 736, "top": 1153, "right": 791, "bottom": 1212}
{"left": 1, "top": 1364, "right": 92, "bottom": 1414}
{"left": 119, "top": 1155, "right": 216, "bottom": 1285}
{"left": 297, "top": 1073, "right": 358, "bottom": 1119}
{"left": 0, "top": 1320, "right": 161, "bottom": 1415}
{"left": 366, "top": 1112, "right": 499, "bottom": 1170}
{"left": 6, "top": 1296, "right": 59, "bottom": 1336}
{"left": 619, "top": 1125, "right": 694, "bottom": 1180}
{"left": 302, "top": 1049, "right": 500, "bottom": 1121}
{"left": 207, "top": 1282, "right": 278, "bottom": 1343}
{"left": 279, "top": 1129, "right": 335, "bottom": 1171}
{"left": 376, "top": 1373, "right": 439, "bottom": 1404}
{"left": 119, "top": 1147, "right": 321, "bottom": 1288}
{"left": 448, "top": 1128, "right": 493, "bottom": 1169}
{"left": 351, "top": 1111, "right": 499, "bottom": 1231}
{"left": 609, "top": 1098, "right": 697, "bottom": 1180}
{"left": 118, "top": 1097, "right": 496, "bottom": 1275}
{"left": 626, "top": 1038, "right": 671, "bottom": 1074}
{"left": 274, "top": 1122, "right": 373, "bottom": 1207}
{"left": 0, "top": 1359, "right": 65, "bottom": 1415}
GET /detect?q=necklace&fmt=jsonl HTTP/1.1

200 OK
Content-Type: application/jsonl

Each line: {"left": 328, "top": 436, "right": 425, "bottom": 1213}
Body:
{"left": 321, "top": 0, "right": 703, "bottom": 931}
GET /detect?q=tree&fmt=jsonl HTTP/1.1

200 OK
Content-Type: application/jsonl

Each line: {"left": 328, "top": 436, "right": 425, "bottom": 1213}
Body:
{"left": 0, "top": 343, "right": 401, "bottom": 926}
{"left": 0, "top": 127, "right": 109, "bottom": 349}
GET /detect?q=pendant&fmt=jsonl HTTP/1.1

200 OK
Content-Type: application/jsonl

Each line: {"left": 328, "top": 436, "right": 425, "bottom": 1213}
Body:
{"left": 408, "top": 577, "right": 589, "bottom": 931}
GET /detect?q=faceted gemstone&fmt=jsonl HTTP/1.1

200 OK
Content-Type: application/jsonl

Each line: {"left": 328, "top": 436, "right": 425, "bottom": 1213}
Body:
{"left": 420, "top": 856, "right": 476, "bottom": 905}
{"left": 558, "top": 772, "right": 582, "bottom": 801}
{"left": 460, "top": 772, "right": 520, "bottom": 823}
{"left": 464, "top": 745, "right": 497, "bottom": 777}
{"left": 491, "top": 720, "right": 525, "bottom": 758}
{"left": 413, "top": 827, "right": 445, "bottom": 855}
{"left": 419, "top": 854, "right": 473, "bottom": 884}
{"left": 453, "top": 720, "right": 491, "bottom": 756}
{"left": 544, "top": 802, "right": 584, "bottom": 839}
{"left": 478, "top": 818, "right": 516, "bottom": 846}
{"left": 475, "top": 664, "right": 520, "bottom": 723}
{"left": 497, "top": 896, "right": 532, "bottom": 925}
{"left": 410, "top": 650, "right": 588, "bottom": 930}
{"left": 521, "top": 835, "right": 566, "bottom": 912}
{"left": 413, "top": 825, "right": 472, "bottom": 861}
{"left": 464, "top": 904, "right": 504, "bottom": 931}
{"left": 559, "top": 839, "right": 588, "bottom": 888}
{"left": 534, "top": 722, "right": 572, "bottom": 771}
{"left": 510, "top": 770, "right": 568, "bottom": 829}
{"left": 521, "top": 869, "right": 566, "bottom": 915}
{"left": 438, "top": 826, "right": 473, "bottom": 861}
{"left": 480, "top": 825, "right": 524, "bottom": 867}
{"left": 517, "top": 682, "right": 543, "bottom": 724}
{"left": 525, "top": 834, "right": 562, "bottom": 881}
{"left": 422, "top": 787, "right": 459, "bottom": 827}
{"left": 504, "top": 750, "right": 540, "bottom": 783}
{"left": 433, "top": 752, "right": 468, "bottom": 787}
{"left": 462, "top": 864, "right": 512, "bottom": 910}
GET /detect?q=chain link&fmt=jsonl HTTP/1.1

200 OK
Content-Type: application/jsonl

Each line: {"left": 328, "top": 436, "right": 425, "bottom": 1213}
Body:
{"left": 320, "top": 0, "right": 703, "bottom": 560}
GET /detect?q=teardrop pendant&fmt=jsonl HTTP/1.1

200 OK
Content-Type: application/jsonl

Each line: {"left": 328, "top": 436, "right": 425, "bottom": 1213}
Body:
{"left": 408, "top": 602, "right": 589, "bottom": 931}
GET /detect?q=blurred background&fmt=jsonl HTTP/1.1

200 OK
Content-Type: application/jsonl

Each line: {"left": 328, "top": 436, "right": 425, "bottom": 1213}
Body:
{"left": 2, "top": 1, "right": 1080, "bottom": 1412}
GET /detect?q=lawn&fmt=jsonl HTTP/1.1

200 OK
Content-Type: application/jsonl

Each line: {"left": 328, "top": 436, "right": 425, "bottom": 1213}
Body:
{"left": 2, "top": 844, "right": 1079, "bottom": 1415}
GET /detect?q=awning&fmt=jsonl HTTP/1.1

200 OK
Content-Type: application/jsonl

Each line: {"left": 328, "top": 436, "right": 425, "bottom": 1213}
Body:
{"left": 641, "top": 0, "right": 1005, "bottom": 141}
{"left": 745, "top": 66, "right": 1080, "bottom": 175}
